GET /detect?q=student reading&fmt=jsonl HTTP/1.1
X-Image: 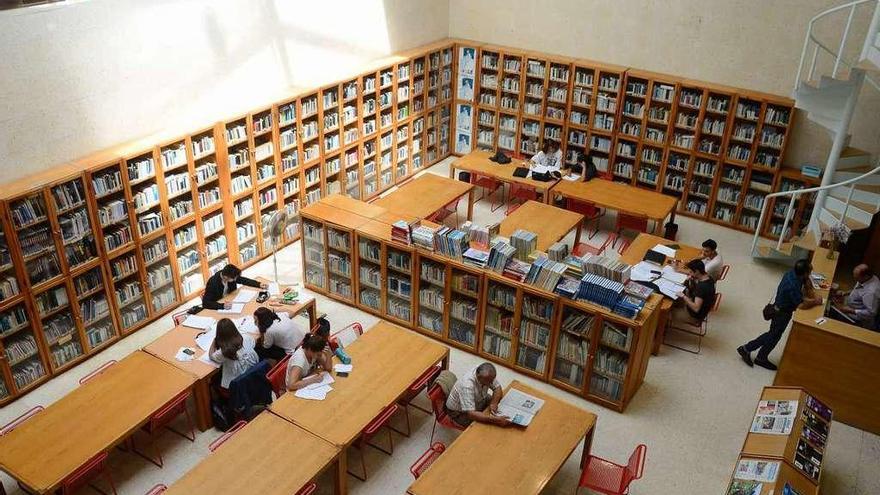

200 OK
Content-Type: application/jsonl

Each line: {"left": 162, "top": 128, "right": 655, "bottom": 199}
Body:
{"left": 670, "top": 259, "right": 716, "bottom": 328}
{"left": 285, "top": 333, "right": 332, "bottom": 391}
{"left": 253, "top": 307, "right": 307, "bottom": 361}
{"left": 530, "top": 141, "right": 562, "bottom": 171}
{"left": 209, "top": 318, "right": 258, "bottom": 389}
{"left": 445, "top": 362, "right": 511, "bottom": 427}
{"left": 202, "top": 264, "right": 268, "bottom": 310}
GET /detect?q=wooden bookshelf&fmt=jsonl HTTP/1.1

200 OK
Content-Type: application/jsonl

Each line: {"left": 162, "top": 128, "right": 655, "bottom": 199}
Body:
{"left": 727, "top": 386, "right": 831, "bottom": 494}
{"left": 0, "top": 39, "right": 457, "bottom": 405}
{"left": 299, "top": 195, "right": 659, "bottom": 412}
{"left": 453, "top": 41, "right": 795, "bottom": 238}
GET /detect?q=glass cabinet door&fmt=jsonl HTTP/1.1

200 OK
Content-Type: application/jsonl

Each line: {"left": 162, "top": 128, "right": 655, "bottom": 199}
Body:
{"left": 481, "top": 278, "right": 516, "bottom": 361}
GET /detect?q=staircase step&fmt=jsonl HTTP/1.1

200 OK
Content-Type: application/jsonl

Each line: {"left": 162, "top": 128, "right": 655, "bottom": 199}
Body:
{"left": 795, "top": 78, "right": 857, "bottom": 123}
{"left": 794, "top": 230, "right": 819, "bottom": 251}
{"left": 828, "top": 189, "right": 880, "bottom": 214}
{"left": 825, "top": 195, "right": 874, "bottom": 225}
{"left": 832, "top": 183, "right": 880, "bottom": 205}
{"left": 819, "top": 206, "right": 870, "bottom": 230}
{"left": 833, "top": 166, "right": 880, "bottom": 185}
{"left": 838, "top": 146, "right": 872, "bottom": 170}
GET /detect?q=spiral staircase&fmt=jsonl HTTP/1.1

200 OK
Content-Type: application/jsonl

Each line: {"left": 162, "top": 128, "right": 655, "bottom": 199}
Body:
{"left": 751, "top": 0, "right": 880, "bottom": 263}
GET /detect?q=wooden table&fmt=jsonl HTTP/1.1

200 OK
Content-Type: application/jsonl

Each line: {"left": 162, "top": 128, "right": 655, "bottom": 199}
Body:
{"left": 449, "top": 150, "right": 559, "bottom": 203}
{"left": 373, "top": 173, "right": 475, "bottom": 221}
{"left": 143, "top": 285, "right": 316, "bottom": 431}
{"left": 407, "top": 380, "right": 596, "bottom": 495}
{"left": 498, "top": 200, "right": 584, "bottom": 251}
{"left": 0, "top": 352, "right": 194, "bottom": 494}
{"left": 166, "top": 413, "right": 342, "bottom": 495}
{"left": 551, "top": 178, "right": 678, "bottom": 234}
{"left": 619, "top": 233, "right": 702, "bottom": 354}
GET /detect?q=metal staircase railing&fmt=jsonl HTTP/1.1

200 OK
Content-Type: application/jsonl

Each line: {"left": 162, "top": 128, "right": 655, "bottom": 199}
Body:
{"left": 795, "top": 0, "right": 880, "bottom": 91}
{"left": 751, "top": 162, "right": 880, "bottom": 255}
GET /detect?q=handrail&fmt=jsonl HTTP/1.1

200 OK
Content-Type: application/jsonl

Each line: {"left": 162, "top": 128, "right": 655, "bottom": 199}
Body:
{"left": 751, "top": 162, "right": 880, "bottom": 254}
{"left": 795, "top": 0, "right": 880, "bottom": 91}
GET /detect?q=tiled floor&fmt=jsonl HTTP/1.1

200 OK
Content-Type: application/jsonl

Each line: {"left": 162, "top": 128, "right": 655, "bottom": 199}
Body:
{"left": 2, "top": 157, "right": 878, "bottom": 494}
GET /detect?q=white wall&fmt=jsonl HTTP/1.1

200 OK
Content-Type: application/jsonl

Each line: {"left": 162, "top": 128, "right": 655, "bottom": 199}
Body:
{"left": 0, "top": 0, "right": 448, "bottom": 182}
{"left": 449, "top": 0, "right": 880, "bottom": 168}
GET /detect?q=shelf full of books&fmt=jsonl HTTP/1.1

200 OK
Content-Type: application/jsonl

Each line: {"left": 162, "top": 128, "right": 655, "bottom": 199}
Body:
{"left": 727, "top": 386, "right": 832, "bottom": 495}
{"left": 453, "top": 42, "right": 796, "bottom": 238}
{"left": 298, "top": 195, "right": 660, "bottom": 412}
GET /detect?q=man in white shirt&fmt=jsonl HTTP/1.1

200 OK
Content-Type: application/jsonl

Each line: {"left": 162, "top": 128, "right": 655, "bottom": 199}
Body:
{"left": 700, "top": 239, "right": 724, "bottom": 281}
{"left": 838, "top": 264, "right": 880, "bottom": 329}
{"left": 530, "top": 141, "right": 563, "bottom": 172}
{"left": 445, "top": 362, "right": 511, "bottom": 427}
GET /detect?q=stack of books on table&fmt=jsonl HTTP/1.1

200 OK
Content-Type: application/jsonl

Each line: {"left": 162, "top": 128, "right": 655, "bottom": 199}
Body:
{"left": 613, "top": 294, "right": 646, "bottom": 319}
{"left": 463, "top": 247, "right": 490, "bottom": 268}
{"left": 525, "top": 257, "right": 567, "bottom": 292}
{"left": 511, "top": 229, "right": 538, "bottom": 261}
{"left": 461, "top": 221, "right": 498, "bottom": 248}
{"left": 577, "top": 273, "right": 625, "bottom": 309}
{"left": 487, "top": 240, "right": 515, "bottom": 272}
{"left": 555, "top": 276, "right": 581, "bottom": 299}
{"left": 502, "top": 258, "right": 530, "bottom": 282}
{"left": 547, "top": 241, "right": 569, "bottom": 261}
{"left": 434, "top": 227, "right": 469, "bottom": 260}
{"left": 392, "top": 220, "right": 413, "bottom": 245}
{"left": 581, "top": 254, "right": 631, "bottom": 283}
{"left": 412, "top": 224, "right": 437, "bottom": 251}
{"left": 562, "top": 254, "right": 586, "bottom": 276}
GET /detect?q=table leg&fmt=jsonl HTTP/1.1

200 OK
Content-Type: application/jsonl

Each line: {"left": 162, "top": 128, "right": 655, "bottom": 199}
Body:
{"left": 467, "top": 189, "right": 474, "bottom": 221}
{"left": 441, "top": 350, "right": 450, "bottom": 370}
{"left": 334, "top": 449, "right": 348, "bottom": 495}
{"left": 652, "top": 307, "right": 671, "bottom": 355}
{"left": 574, "top": 223, "right": 582, "bottom": 247}
{"left": 448, "top": 165, "right": 455, "bottom": 179}
{"left": 193, "top": 378, "right": 213, "bottom": 431}
{"left": 580, "top": 427, "right": 595, "bottom": 469}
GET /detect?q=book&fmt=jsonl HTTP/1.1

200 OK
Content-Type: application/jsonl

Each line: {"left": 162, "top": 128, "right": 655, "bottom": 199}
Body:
{"left": 496, "top": 388, "right": 545, "bottom": 427}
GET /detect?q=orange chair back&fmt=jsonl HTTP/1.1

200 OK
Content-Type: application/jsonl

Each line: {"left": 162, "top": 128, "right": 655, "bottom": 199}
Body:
{"left": 266, "top": 354, "right": 292, "bottom": 397}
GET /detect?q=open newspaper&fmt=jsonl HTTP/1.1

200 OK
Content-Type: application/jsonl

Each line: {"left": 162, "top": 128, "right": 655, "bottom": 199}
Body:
{"left": 496, "top": 388, "right": 545, "bottom": 427}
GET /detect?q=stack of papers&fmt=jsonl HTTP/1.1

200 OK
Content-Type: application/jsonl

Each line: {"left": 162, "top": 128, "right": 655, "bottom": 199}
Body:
{"left": 629, "top": 262, "right": 687, "bottom": 299}
{"left": 294, "top": 373, "right": 336, "bottom": 400}
{"left": 268, "top": 283, "right": 282, "bottom": 296}
{"left": 217, "top": 303, "right": 245, "bottom": 314}
{"left": 333, "top": 363, "right": 353, "bottom": 373}
{"left": 651, "top": 244, "right": 677, "bottom": 258}
{"left": 233, "top": 290, "right": 257, "bottom": 303}
{"left": 182, "top": 315, "right": 216, "bottom": 330}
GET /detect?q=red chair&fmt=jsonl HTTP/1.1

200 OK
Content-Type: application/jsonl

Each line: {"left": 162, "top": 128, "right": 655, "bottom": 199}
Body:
{"left": 294, "top": 482, "right": 317, "bottom": 495}
{"left": 266, "top": 354, "right": 292, "bottom": 398}
{"left": 171, "top": 310, "right": 189, "bottom": 326}
{"left": 506, "top": 183, "right": 537, "bottom": 215}
{"left": 472, "top": 173, "right": 504, "bottom": 212}
{"left": 600, "top": 170, "right": 613, "bottom": 181}
{"left": 665, "top": 293, "right": 722, "bottom": 354}
{"left": 328, "top": 322, "right": 363, "bottom": 352}
{"left": 208, "top": 420, "right": 248, "bottom": 452}
{"left": 348, "top": 404, "right": 399, "bottom": 481}
{"left": 612, "top": 213, "right": 649, "bottom": 248}
{"left": 566, "top": 198, "right": 605, "bottom": 239}
{"left": 615, "top": 236, "right": 631, "bottom": 255}
{"left": 144, "top": 484, "right": 167, "bottom": 494}
{"left": 410, "top": 442, "right": 446, "bottom": 479}
{"left": 718, "top": 264, "right": 730, "bottom": 281}
{"left": 79, "top": 360, "right": 118, "bottom": 385}
{"left": 394, "top": 364, "right": 442, "bottom": 436}
{"left": 572, "top": 235, "right": 614, "bottom": 257}
{"left": 427, "top": 196, "right": 461, "bottom": 226}
{"left": 577, "top": 444, "right": 646, "bottom": 494}
{"left": 59, "top": 451, "right": 117, "bottom": 495}
{"left": 132, "top": 390, "right": 196, "bottom": 467}
{"left": 426, "top": 383, "right": 466, "bottom": 444}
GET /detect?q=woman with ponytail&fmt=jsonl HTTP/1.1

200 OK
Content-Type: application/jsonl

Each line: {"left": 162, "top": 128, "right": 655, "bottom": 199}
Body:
{"left": 286, "top": 332, "right": 332, "bottom": 391}
{"left": 253, "top": 307, "right": 306, "bottom": 361}
{"left": 209, "top": 318, "right": 259, "bottom": 389}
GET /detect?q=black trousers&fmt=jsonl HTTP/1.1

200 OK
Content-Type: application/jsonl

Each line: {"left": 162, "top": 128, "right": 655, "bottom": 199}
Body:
{"left": 255, "top": 345, "right": 287, "bottom": 362}
{"left": 744, "top": 311, "right": 793, "bottom": 360}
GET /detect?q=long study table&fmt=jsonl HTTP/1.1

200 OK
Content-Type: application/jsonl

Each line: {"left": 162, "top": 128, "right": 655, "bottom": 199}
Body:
{"left": 372, "top": 173, "right": 476, "bottom": 221}
{"left": 407, "top": 380, "right": 597, "bottom": 495}
{"left": 449, "top": 150, "right": 559, "bottom": 203}
{"left": 498, "top": 200, "right": 584, "bottom": 251}
{"left": 0, "top": 351, "right": 195, "bottom": 493}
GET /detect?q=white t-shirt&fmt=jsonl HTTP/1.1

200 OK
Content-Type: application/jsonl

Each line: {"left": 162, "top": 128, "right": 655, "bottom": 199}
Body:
{"left": 530, "top": 150, "right": 562, "bottom": 171}
{"left": 286, "top": 347, "right": 318, "bottom": 389}
{"left": 703, "top": 254, "right": 724, "bottom": 280}
{"left": 262, "top": 313, "right": 306, "bottom": 354}
{"left": 210, "top": 334, "right": 259, "bottom": 388}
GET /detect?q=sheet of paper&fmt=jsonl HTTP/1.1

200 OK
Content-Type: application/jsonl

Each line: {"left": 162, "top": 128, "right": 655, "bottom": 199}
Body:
{"left": 233, "top": 289, "right": 257, "bottom": 303}
{"left": 631, "top": 261, "right": 661, "bottom": 282}
{"left": 195, "top": 329, "right": 216, "bottom": 351}
{"left": 182, "top": 315, "right": 216, "bottom": 330}
{"left": 304, "top": 372, "right": 335, "bottom": 390}
{"left": 294, "top": 384, "right": 333, "bottom": 400}
{"left": 562, "top": 173, "right": 581, "bottom": 181}
{"left": 268, "top": 283, "right": 281, "bottom": 296}
{"left": 197, "top": 351, "right": 221, "bottom": 368}
{"left": 530, "top": 164, "right": 549, "bottom": 174}
{"left": 652, "top": 244, "right": 677, "bottom": 258}
{"left": 333, "top": 364, "right": 353, "bottom": 373}
{"left": 661, "top": 265, "right": 688, "bottom": 284}
{"left": 236, "top": 316, "right": 259, "bottom": 334}
{"left": 217, "top": 303, "right": 245, "bottom": 314}
{"left": 175, "top": 347, "right": 195, "bottom": 362}
{"left": 656, "top": 279, "right": 684, "bottom": 299}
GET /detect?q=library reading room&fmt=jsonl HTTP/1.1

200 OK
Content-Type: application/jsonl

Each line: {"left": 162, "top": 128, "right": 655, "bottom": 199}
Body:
{"left": 1, "top": 1, "right": 879, "bottom": 494}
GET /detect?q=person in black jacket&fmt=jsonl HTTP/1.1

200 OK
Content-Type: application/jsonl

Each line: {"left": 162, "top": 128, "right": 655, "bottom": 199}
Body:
{"left": 202, "top": 264, "right": 267, "bottom": 310}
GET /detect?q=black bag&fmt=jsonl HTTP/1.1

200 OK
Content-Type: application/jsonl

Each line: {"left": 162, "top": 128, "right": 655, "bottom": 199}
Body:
{"left": 532, "top": 171, "right": 552, "bottom": 182}
{"left": 762, "top": 302, "right": 778, "bottom": 321}
{"left": 489, "top": 151, "right": 511, "bottom": 164}
{"left": 211, "top": 400, "right": 234, "bottom": 431}
{"left": 458, "top": 171, "right": 471, "bottom": 183}
{"left": 187, "top": 305, "right": 203, "bottom": 315}
{"left": 512, "top": 167, "right": 529, "bottom": 178}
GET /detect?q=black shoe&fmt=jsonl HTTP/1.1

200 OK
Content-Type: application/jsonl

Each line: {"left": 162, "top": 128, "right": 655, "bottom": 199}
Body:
{"left": 737, "top": 346, "right": 753, "bottom": 367}
{"left": 754, "top": 359, "right": 778, "bottom": 371}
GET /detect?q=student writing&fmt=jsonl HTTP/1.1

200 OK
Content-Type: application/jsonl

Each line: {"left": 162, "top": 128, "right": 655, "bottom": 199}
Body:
{"left": 285, "top": 333, "right": 332, "bottom": 391}
{"left": 253, "top": 307, "right": 306, "bottom": 361}
{"left": 202, "top": 264, "right": 267, "bottom": 310}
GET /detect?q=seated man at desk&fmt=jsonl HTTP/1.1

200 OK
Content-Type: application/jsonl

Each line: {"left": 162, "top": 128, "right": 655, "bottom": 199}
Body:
{"left": 202, "top": 263, "right": 267, "bottom": 310}
{"left": 445, "top": 362, "right": 511, "bottom": 427}
{"left": 700, "top": 239, "right": 724, "bottom": 281}
{"left": 833, "top": 264, "right": 880, "bottom": 330}
{"left": 530, "top": 141, "right": 563, "bottom": 172}
{"left": 670, "top": 260, "right": 716, "bottom": 327}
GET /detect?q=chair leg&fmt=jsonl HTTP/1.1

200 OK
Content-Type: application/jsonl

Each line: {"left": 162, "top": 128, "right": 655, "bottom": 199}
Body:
{"left": 430, "top": 419, "right": 437, "bottom": 446}
{"left": 409, "top": 393, "right": 433, "bottom": 415}
{"left": 388, "top": 405, "right": 411, "bottom": 438}
{"left": 366, "top": 427, "right": 394, "bottom": 456}
{"left": 346, "top": 443, "right": 368, "bottom": 482}
{"left": 166, "top": 408, "right": 197, "bottom": 442}
{"left": 131, "top": 430, "right": 164, "bottom": 468}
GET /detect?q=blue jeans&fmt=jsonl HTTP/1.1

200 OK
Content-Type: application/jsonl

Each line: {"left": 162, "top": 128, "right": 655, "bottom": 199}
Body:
{"left": 744, "top": 311, "right": 793, "bottom": 360}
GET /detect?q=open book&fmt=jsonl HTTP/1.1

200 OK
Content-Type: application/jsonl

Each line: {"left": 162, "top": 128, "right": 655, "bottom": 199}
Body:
{"left": 496, "top": 388, "right": 545, "bottom": 427}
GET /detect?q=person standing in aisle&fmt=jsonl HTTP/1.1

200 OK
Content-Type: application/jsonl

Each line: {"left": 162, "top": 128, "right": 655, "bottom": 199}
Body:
{"left": 738, "top": 259, "right": 822, "bottom": 370}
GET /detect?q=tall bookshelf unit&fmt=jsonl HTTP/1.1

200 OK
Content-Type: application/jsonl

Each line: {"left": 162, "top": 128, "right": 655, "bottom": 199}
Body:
{"left": 299, "top": 195, "right": 660, "bottom": 412}
{"left": 452, "top": 41, "right": 797, "bottom": 238}
{"left": 0, "top": 39, "right": 457, "bottom": 405}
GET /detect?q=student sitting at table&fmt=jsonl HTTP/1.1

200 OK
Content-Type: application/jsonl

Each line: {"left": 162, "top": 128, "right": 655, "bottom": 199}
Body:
{"left": 530, "top": 141, "right": 562, "bottom": 172}
{"left": 699, "top": 239, "right": 724, "bottom": 281}
{"left": 210, "top": 318, "right": 259, "bottom": 390}
{"left": 253, "top": 307, "right": 307, "bottom": 361}
{"left": 445, "top": 362, "right": 511, "bottom": 427}
{"left": 670, "top": 260, "right": 716, "bottom": 327}
{"left": 576, "top": 151, "right": 599, "bottom": 181}
{"left": 202, "top": 264, "right": 268, "bottom": 310}
{"left": 285, "top": 333, "right": 332, "bottom": 391}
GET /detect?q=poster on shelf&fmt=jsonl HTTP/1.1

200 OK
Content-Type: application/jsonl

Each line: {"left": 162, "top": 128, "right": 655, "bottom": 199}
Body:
{"left": 455, "top": 129, "right": 472, "bottom": 155}
{"left": 457, "top": 76, "right": 475, "bottom": 102}
{"left": 458, "top": 46, "right": 476, "bottom": 76}
{"left": 456, "top": 103, "right": 473, "bottom": 133}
